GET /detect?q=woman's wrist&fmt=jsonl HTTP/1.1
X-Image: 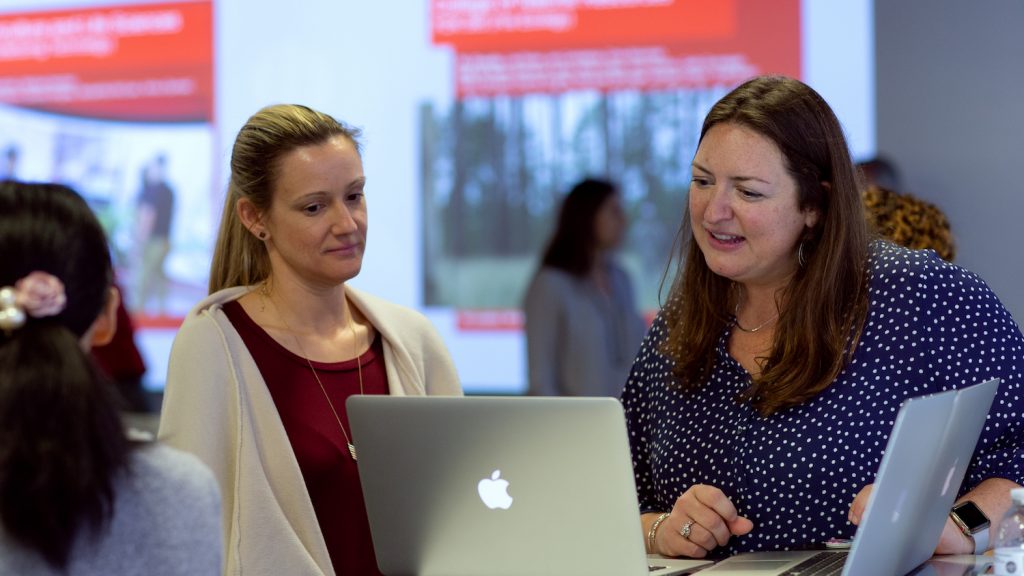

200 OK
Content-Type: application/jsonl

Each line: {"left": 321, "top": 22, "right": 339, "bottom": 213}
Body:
{"left": 647, "top": 512, "right": 671, "bottom": 554}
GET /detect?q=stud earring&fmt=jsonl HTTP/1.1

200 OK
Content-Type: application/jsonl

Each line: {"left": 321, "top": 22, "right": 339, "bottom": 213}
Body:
{"left": 258, "top": 231, "right": 267, "bottom": 240}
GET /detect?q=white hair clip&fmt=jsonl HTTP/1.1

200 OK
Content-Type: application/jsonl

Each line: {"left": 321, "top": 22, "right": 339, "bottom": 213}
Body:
{"left": 0, "top": 271, "right": 67, "bottom": 334}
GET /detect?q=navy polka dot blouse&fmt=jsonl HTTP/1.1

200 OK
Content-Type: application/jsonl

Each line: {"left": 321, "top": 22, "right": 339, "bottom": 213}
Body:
{"left": 621, "top": 241, "right": 1024, "bottom": 556}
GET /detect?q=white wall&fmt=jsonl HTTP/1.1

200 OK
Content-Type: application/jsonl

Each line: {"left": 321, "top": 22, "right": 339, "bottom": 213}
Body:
{"left": 875, "top": 0, "right": 1024, "bottom": 325}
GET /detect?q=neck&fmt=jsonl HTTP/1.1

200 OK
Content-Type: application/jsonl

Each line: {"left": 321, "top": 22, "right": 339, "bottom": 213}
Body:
{"left": 735, "top": 283, "right": 784, "bottom": 327}
{"left": 262, "top": 276, "right": 353, "bottom": 337}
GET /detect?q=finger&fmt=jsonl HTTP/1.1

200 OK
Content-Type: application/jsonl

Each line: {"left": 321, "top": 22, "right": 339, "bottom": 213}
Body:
{"left": 848, "top": 485, "right": 873, "bottom": 525}
{"left": 652, "top": 514, "right": 705, "bottom": 559}
{"left": 678, "top": 518, "right": 718, "bottom": 553}
{"left": 728, "top": 515, "right": 754, "bottom": 536}
{"left": 681, "top": 487, "right": 736, "bottom": 545}
{"left": 693, "top": 484, "right": 742, "bottom": 523}
{"left": 659, "top": 523, "right": 709, "bottom": 560}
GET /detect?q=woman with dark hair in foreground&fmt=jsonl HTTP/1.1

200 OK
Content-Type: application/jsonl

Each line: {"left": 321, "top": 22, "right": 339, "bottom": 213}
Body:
{"left": 0, "top": 181, "right": 221, "bottom": 575}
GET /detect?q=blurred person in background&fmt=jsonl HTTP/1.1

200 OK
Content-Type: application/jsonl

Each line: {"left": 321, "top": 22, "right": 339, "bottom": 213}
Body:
{"left": 523, "top": 177, "right": 646, "bottom": 397}
{"left": 862, "top": 184, "right": 955, "bottom": 262}
{"left": 91, "top": 291, "right": 151, "bottom": 413}
{"left": 133, "top": 154, "right": 175, "bottom": 315}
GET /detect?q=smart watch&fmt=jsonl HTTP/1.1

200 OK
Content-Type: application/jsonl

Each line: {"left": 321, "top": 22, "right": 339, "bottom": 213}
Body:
{"left": 950, "top": 500, "right": 990, "bottom": 554}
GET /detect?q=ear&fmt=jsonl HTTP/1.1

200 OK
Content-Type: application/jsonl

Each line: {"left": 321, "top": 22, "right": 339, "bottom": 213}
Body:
{"left": 803, "top": 207, "right": 820, "bottom": 230}
{"left": 86, "top": 286, "right": 120, "bottom": 348}
{"left": 237, "top": 197, "right": 265, "bottom": 238}
{"left": 803, "top": 181, "right": 830, "bottom": 229}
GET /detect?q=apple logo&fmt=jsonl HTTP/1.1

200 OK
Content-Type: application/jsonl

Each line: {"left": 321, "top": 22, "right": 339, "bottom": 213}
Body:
{"left": 477, "top": 469, "right": 513, "bottom": 509}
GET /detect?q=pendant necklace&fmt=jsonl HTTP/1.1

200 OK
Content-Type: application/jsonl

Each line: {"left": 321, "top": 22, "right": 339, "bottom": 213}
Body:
{"left": 266, "top": 285, "right": 363, "bottom": 461}
{"left": 733, "top": 302, "right": 779, "bottom": 333}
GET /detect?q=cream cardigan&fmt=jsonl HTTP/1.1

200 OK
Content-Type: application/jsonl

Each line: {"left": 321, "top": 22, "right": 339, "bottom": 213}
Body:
{"left": 157, "top": 286, "right": 462, "bottom": 576}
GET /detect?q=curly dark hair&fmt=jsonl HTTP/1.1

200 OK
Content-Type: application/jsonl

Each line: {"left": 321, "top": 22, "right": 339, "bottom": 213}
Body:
{"left": 862, "top": 184, "right": 955, "bottom": 261}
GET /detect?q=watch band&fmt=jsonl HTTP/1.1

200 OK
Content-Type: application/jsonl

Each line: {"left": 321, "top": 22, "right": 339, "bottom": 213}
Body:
{"left": 971, "top": 527, "right": 988, "bottom": 555}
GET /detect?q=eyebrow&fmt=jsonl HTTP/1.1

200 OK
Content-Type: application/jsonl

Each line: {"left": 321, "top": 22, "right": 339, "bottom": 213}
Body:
{"left": 691, "top": 161, "right": 772, "bottom": 185}
{"left": 293, "top": 177, "right": 366, "bottom": 201}
{"left": 347, "top": 176, "right": 366, "bottom": 191}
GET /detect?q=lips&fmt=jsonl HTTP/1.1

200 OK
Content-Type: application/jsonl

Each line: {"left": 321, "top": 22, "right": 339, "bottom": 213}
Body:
{"left": 707, "top": 229, "right": 744, "bottom": 245}
{"left": 325, "top": 243, "right": 361, "bottom": 254}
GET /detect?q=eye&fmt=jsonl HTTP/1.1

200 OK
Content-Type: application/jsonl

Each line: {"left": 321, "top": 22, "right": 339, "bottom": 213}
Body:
{"left": 346, "top": 189, "right": 364, "bottom": 203}
{"left": 738, "top": 187, "right": 763, "bottom": 200}
{"left": 691, "top": 176, "right": 712, "bottom": 188}
{"left": 301, "top": 202, "right": 326, "bottom": 215}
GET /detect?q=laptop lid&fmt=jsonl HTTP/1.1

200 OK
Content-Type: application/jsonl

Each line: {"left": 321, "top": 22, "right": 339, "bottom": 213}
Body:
{"left": 699, "top": 377, "right": 1000, "bottom": 576}
{"left": 845, "top": 376, "right": 999, "bottom": 575}
{"left": 347, "top": 396, "right": 710, "bottom": 576}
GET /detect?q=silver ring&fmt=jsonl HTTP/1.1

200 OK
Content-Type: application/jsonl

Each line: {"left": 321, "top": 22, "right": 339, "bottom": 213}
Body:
{"left": 679, "top": 520, "right": 695, "bottom": 539}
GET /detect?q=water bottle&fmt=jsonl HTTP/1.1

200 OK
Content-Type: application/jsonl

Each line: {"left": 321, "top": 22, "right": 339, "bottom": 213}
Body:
{"left": 993, "top": 488, "right": 1024, "bottom": 576}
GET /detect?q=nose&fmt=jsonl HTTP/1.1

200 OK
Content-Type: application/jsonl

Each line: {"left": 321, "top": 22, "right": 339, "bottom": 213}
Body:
{"left": 703, "top": 184, "right": 732, "bottom": 223}
{"left": 330, "top": 204, "right": 358, "bottom": 235}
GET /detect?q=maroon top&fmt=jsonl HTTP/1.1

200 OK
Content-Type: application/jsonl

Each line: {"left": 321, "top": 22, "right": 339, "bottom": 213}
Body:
{"left": 223, "top": 300, "right": 387, "bottom": 576}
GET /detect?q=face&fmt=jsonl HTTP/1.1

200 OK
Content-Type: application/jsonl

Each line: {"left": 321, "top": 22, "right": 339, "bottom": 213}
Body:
{"left": 260, "top": 135, "right": 367, "bottom": 289}
{"left": 689, "top": 122, "right": 818, "bottom": 292}
{"left": 594, "top": 193, "right": 627, "bottom": 251}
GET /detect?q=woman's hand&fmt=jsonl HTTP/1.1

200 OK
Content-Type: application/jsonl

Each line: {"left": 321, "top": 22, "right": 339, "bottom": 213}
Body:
{"left": 655, "top": 484, "right": 754, "bottom": 558}
{"left": 849, "top": 484, "right": 973, "bottom": 555}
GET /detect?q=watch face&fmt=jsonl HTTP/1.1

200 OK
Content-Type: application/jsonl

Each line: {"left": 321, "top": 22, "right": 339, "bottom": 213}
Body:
{"left": 953, "top": 501, "right": 990, "bottom": 531}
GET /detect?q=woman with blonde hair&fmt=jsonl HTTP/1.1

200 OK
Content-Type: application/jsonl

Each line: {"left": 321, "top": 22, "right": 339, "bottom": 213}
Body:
{"left": 159, "top": 104, "right": 462, "bottom": 575}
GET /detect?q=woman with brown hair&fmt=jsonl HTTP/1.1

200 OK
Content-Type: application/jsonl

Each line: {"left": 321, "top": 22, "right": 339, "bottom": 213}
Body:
{"left": 624, "top": 76, "right": 1024, "bottom": 559}
{"left": 158, "top": 104, "right": 462, "bottom": 575}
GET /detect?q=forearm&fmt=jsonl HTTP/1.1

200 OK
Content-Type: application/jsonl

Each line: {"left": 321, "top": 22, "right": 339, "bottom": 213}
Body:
{"left": 962, "top": 478, "right": 1021, "bottom": 538}
{"left": 944, "top": 477, "right": 1021, "bottom": 554}
{"left": 965, "top": 477, "right": 1020, "bottom": 516}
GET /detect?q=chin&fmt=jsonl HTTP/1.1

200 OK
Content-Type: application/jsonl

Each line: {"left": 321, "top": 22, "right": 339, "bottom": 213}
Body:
{"left": 704, "top": 261, "right": 742, "bottom": 282}
{"left": 318, "top": 266, "right": 361, "bottom": 287}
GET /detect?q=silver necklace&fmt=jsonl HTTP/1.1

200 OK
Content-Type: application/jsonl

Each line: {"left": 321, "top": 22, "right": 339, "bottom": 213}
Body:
{"left": 264, "top": 284, "right": 363, "bottom": 461}
{"left": 733, "top": 303, "right": 779, "bottom": 333}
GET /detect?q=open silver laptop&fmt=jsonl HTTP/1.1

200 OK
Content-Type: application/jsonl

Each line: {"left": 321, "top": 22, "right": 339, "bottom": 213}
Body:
{"left": 347, "top": 396, "right": 711, "bottom": 576}
{"left": 700, "top": 377, "right": 1000, "bottom": 576}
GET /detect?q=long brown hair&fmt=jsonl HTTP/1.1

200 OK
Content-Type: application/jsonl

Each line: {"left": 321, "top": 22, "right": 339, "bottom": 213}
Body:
{"left": 208, "top": 104, "right": 362, "bottom": 293}
{"left": 661, "top": 76, "right": 871, "bottom": 416}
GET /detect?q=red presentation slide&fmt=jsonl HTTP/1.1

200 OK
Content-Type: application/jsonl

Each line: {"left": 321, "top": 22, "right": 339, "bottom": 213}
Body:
{"left": 0, "top": 2, "right": 212, "bottom": 122}
{"left": 432, "top": 0, "right": 798, "bottom": 97}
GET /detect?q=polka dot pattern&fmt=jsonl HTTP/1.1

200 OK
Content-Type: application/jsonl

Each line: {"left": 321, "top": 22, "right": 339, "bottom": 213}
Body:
{"left": 621, "top": 241, "right": 1024, "bottom": 557}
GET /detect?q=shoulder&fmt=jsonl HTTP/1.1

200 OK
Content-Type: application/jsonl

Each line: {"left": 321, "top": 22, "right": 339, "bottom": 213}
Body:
{"left": 104, "top": 444, "right": 221, "bottom": 572}
{"left": 127, "top": 443, "right": 219, "bottom": 499}
{"left": 345, "top": 285, "right": 439, "bottom": 340}
{"left": 184, "top": 286, "right": 250, "bottom": 319}
{"left": 869, "top": 240, "right": 1000, "bottom": 302}
{"left": 173, "top": 287, "right": 249, "bottom": 343}
{"left": 525, "top": 267, "right": 578, "bottom": 298}
{"left": 535, "top": 266, "right": 577, "bottom": 285}
{"left": 867, "top": 240, "right": 1017, "bottom": 332}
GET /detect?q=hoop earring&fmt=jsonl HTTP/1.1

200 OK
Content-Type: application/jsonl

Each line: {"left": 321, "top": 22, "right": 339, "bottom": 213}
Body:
{"left": 798, "top": 241, "right": 807, "bottom": 267}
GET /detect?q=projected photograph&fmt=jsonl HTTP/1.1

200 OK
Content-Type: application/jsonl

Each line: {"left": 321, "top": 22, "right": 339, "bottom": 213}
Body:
{"left": 421, "top": 88, "right": 723, "bottom": 312}
{"left": 422, "top": 0, "right": 800, "bottom": 316}
{"left": 0, "top": 1, "right": 214, "bottom": 323}
{"left": 0, "top": 0, "right": 874, "bottom": 394}
{"left": 0, "top": 107, "right": 214, "bottom": 316}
